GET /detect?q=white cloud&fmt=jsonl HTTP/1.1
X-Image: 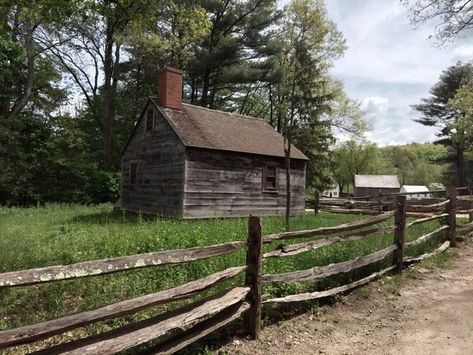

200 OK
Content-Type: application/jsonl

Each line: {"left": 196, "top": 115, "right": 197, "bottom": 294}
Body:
{"left": 361, "top": 96, "right": 388, "bottom": 115}
{"left": 325, "top": 0, "right": 471, "bottom": 146}
{"left": 453, "top": 44, "right": 473, "bottom": 59}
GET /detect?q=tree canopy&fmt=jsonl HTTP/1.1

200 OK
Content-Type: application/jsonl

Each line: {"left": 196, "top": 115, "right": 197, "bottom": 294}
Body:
{"left": 413, "top": 62, "right": 473, "bottom": 186}
{"left": 404, "top": 0, "right": 473, "bottom": 42}
{"left": 1, "top": 0, "right": 367, "bottom": 206}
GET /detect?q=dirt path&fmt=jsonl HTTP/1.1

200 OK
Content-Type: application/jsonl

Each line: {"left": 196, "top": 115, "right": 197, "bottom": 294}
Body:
{"left": 220, "top": 239, "right": 473, "bottom": 355}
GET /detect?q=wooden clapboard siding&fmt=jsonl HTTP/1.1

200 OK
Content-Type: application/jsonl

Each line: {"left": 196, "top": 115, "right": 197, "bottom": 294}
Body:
{"left": 121, "top": 102, "right": 186, "bottom": 217}
{"left": 183, "top": 149, "right": 306, "bottom": 218}
{"left": 354, "top": 187, "right": 399, "bottom": 198}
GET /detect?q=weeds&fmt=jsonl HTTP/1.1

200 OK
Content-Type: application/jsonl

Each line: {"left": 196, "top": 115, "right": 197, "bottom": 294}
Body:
{"left": 420, "top": 249, "right": 456, "bottom": 269}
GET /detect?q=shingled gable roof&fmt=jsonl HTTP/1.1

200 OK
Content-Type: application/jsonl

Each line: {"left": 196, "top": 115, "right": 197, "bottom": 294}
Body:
{"left": 140, "top": 98, "right": 308, "bottom": 160}
{"left": 355, "top": 175, "right": 400, "bottom": 189}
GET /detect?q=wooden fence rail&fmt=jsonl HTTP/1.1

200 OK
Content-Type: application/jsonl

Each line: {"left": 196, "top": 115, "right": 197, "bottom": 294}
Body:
{"left": 0, "top": 266, "right": 247, "bottom": 348}
{"left": 0, "top": 190, "right": 466, "bottom": 354}
{"left": 0, "top": 241, "right": 246, "bottom": 288}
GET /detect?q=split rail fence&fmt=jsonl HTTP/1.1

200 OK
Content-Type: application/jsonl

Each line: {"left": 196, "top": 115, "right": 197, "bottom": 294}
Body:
{"left": 313, "top": 186, "right": 473, "bottom": 218}
{"left": 0, "top": 189, "right": 469, "bottom": 354}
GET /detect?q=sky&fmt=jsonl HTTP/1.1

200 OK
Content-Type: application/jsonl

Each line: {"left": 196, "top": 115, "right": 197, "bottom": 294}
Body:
{"left": 324, "top": 0, "right": 473, "bottom": 146}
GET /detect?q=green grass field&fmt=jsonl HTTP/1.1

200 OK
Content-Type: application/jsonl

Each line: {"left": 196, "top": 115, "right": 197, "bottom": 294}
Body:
{"left": 0, "top": 204, "right": 446, "bottom": 353}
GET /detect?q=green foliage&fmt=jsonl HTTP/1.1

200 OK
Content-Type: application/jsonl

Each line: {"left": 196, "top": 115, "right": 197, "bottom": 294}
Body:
{"left": 185, "top": 0, "right": 280, "bottom": 108}
{"left": 272, "top": 0, "right": 350, "bottom": 192}
{"left": 447, "top": 81, "right": 473, "bottom": 146}
{"left": 0, "top": 114, "right": 120, "bottom": 206}
{"left": 332, "top": 139, "right": 380, "bottom": 193}
{"left": 413, "top": 62, "right": 473, "bottom": 186}
{"left": 377, "top": 143, "right": 449, "bottom": 186}
{"left": 0, "top": 32, "right": 25, "bottom": 111}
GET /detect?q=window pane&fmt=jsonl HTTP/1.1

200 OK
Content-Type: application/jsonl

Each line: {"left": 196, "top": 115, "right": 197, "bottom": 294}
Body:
{"left": 263, "top": 165, "right": 278, "bottom": 191}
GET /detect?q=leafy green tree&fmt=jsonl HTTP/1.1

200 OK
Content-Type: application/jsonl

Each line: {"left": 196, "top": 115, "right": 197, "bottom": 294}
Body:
{"left": 448, "top": 81, "right": 473, "bottom": 144}
{"left": 42, "top": 0, "right": 210, "bottom": 170}
{"left": 377, "top": 143, "right": 449, "bottom": 186}
{"left": 273, "top": 0, "right": 347, "bottom": 228}
{"left": 0, "top": 0, "right": 77, "bottom": 119}
{"left": 413, "top": 62, "right": 473, "bottom": 186}
{"left": 183, "top": 0, "right": 280, "bottom": 109}
{"left": 332, "top": 140, "right": 380, "bottom": 194}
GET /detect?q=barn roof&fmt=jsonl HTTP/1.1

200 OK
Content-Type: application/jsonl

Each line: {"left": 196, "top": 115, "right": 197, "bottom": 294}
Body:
{"left": 354, "top": 175, "right": 400, "bottom": 189}
{"left": 150, "top": 99, "right": 308, "bottom": 160}
{"left": 400, "top": 185, "right": 429, "bottom": 193}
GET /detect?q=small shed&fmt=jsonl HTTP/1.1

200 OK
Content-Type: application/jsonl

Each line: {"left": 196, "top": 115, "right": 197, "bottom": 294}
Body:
{"left": 322, "top": 184, "right": 340, "bottom": 198}
{"left": 354, "top": 175, "right": 400, "bottom": 197}
{"left": 120, "top": 67, "right": 308, "bottom": 218}
{"left": 400, "top": 185, "right": 431, "bottom": 200}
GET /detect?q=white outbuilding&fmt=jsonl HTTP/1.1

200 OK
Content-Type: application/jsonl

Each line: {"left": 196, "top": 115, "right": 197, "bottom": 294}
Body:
{"left": 400, "top": 185, "right": 431, "bottom": 200}
{"left": 322, "top": 184, "right": 340, "bottom": 198}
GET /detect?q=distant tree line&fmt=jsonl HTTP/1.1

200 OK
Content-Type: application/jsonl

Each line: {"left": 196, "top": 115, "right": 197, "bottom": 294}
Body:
{"left": 332, "top": 140, "right": 450, "bottom": 194}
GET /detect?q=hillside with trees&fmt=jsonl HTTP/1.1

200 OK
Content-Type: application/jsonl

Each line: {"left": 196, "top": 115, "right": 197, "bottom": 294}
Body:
{"left": 332, "top": 141, "right": 449, "bottom": 194}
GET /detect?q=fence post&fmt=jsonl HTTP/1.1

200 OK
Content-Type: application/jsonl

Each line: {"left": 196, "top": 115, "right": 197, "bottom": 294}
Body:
{"left": 245, "top": 216, "right": 262, "bottom": 339}
{"left": 468, "top": 187, "right": 473, "bottom": 223}
{"left": 446, "top": 187, "right": 457, "bottom": 247}
{"left": 393, "top": 195, "right": 406, "bottom": 272}
{"left": 314, "top": 191, "right": 320, "bottom": 215}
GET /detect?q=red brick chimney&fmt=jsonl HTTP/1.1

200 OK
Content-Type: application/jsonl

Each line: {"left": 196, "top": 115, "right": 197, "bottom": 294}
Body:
{"left": 158, "top": 66, "right": 183, "bottom": 110}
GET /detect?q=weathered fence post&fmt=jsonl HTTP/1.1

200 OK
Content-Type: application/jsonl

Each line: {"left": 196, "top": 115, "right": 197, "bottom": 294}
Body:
{"left": 314, "top": 191, "right": 320, "bottom": 215}
{"left": 446, "top": 187, "right": 457, "bottom": 247}
{"left": 245, "top": 215, "right": 262, "bottom": 339}
{"left": 393, "top": 195, "right": 406, "bottom": 272}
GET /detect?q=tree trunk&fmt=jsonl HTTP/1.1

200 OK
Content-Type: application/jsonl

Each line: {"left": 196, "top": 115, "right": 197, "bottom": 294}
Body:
{"left": 457, "top": 145, "right": 465, "bottom": 187}
{"left": 285, "top": 130, "right": 291, "bottom": 231}
{"left": 190, "top": 76, "right": 196, "bottom": 104}
{"left": 6, "top": 18, "right": 36, "bottom": 119}
{"left": 102, "top": 20, "right": 118, "bottom": 170}
{"left": 269, "top": 84, "right": 274, "bottom": 127}
{"left": 201, "top": 70, "right": 210, "bottom": 107}
{"left": 285, "top": 78, "right": 297, "bottom": 231}
{"left": 276, "top": 87, "right": 283, "bottom": 133}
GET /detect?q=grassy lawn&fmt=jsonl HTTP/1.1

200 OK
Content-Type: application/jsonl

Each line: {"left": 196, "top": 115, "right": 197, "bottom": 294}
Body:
{"left": 0, "top": 204, "right": 445, "bottom": 353}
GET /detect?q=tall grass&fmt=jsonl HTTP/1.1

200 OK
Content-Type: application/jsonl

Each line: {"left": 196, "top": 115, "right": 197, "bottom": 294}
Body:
{"left": 0, "top": 204, "right": 445, "bottom": 353}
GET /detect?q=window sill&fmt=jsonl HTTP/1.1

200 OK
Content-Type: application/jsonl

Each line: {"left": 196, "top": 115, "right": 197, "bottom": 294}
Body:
{"left": 262, "top": 189, "right": 279, "bottom": 194}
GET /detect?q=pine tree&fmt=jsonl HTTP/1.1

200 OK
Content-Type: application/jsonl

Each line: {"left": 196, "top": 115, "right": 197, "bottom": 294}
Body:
{"left": 413, "top": 62, "right": 473, "bottom": 186}
{"left": 186, "top": 0, "right": 281, "bottom": 109}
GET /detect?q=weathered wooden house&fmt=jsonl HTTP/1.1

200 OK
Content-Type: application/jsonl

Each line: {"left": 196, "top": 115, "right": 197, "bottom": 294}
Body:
{"left": 120, "top": 67, "right": 308, "bottom": 218}
{"left": 354, "top": 175, "right": 400, "bottom": 197}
